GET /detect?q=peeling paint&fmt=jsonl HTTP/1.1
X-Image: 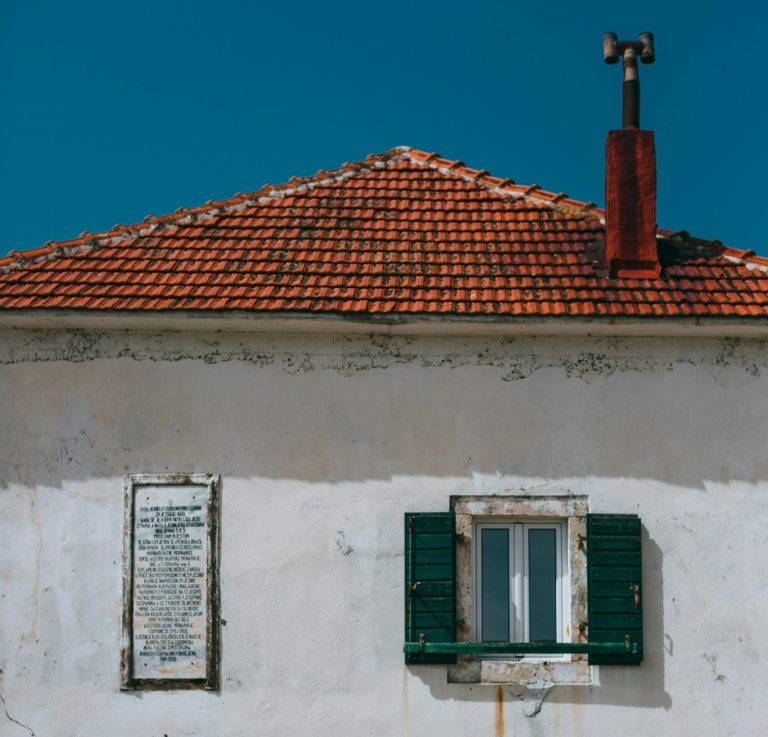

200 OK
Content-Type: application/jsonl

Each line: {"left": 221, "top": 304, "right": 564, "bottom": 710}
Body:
{"left": 333, "top": 531, "right": 353, "bottom": 556}
{"left": 2, "top": 330, "right": 768, "bottom": 385}
{"left": 523, "top": 686, "right": 554, "bottom": 718}
{"left": 704, "top": 653, "right": 727, "bottom": 683}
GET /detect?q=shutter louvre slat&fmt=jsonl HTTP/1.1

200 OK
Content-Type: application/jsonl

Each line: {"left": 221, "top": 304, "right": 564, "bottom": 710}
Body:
{"left": 589, "top": 551, "right": 641, "bottom": 566}
{"left": 411, "top": 533, "right": 453, "bottom": 549}
{"left": 590, "top": 566, "right": 642, "bottom": 581}
{"left": 412, "top": 597, "right": 454, "bottom": 613}
{"left": 405, "top": 512, "right": 457, "bottom": 665}
{"left": 590, "top": 536, "right": 641, "bottom": 552}
{"left": 590, "top": 613, "right": 642, "bottom": 629}
{"left": 587, "top": 513, "right": 643, "bottom": 665}
{"left": 589, "top": 597, "right": 640, "bottom": 613}
{"left": 413, "top": 549, "right": 456, "bottom": 565}
{"left": 413, "top": 564, "right": 454, "bottom": 580}
{"left": 589, "top": 581, "right": 641, "bottom": 598}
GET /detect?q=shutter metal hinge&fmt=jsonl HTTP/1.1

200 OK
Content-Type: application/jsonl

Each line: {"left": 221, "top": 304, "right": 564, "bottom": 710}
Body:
{"left": 455, "top": 532, "right": 466, "bottom": 544}
{"left": 419, "top": 633, "right": 426, "bottom": 653}
{"left": 578, "top": 620, "right": 588, "bottom": 638}
{"left": 409, "top": 581, "right": 421, "bottom": 596}
{"left": 577, "top": 534, "right": 586, "bottom": 550}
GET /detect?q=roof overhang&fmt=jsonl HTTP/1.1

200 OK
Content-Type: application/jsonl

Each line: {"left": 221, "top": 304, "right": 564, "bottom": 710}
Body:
{"left": 1, "top": 310, "right": 768, "bottom": 338}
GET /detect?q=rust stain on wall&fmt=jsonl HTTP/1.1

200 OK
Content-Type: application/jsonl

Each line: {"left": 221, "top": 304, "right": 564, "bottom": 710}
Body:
{"left": 402, "top": 667, "right": 411, "bottom": 737}
{"left": 495, "top": 685, "right": 504, "bottom": 737}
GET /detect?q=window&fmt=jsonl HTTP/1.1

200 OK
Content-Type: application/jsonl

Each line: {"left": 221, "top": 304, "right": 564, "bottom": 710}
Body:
{"left": 474, "top": 521, "right": 566, "bottom": 650}
{"left": 403, "top": 496, "right": 643, "bottom": 686}
{"left": 455, "top": 496, "right": 586, "bottom": 684}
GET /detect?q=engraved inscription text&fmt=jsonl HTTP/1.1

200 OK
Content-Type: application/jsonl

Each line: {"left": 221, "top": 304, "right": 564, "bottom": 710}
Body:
{"left": 132, "top": 485, "right": 208, "bottom": 680}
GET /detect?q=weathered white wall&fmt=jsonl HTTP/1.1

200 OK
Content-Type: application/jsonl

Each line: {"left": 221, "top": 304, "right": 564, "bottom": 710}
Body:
{"left": 1, "top": 328, "right": 767, "bottom": 737}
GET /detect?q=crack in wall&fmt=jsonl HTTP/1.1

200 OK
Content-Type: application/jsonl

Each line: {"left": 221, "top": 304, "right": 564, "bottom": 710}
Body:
{"left": 0, "top": 691, "right": 35, "bottom": 736}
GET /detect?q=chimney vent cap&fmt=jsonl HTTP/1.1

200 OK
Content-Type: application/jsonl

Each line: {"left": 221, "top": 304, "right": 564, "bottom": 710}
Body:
{"left": 603, "top": 32, "right": 619, "bottom": 64}
{"left": 638, "top": 32, "right": 655, "bottom": 63}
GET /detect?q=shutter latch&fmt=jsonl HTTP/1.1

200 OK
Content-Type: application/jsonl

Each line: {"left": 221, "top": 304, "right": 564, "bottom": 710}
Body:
{"left": 631, "top": 583, "right": 640, "bottom": 609}
{"left": 419, "top": 633, "right": 426, "bottom": 653}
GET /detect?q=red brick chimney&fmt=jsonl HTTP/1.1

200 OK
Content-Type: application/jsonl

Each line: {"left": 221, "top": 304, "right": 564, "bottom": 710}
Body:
{"left": 605, "top": 130, "right": 660, "bottom": 278}
{"left": 603, "top": 32, "right": 660, "bottom": 279}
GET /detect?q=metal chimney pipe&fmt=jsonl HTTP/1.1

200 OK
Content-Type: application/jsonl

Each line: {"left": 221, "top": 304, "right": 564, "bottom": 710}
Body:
{"left": 603, "top": 32, "right": 655, "bottom": 129}
{"left": 622, "top": 46, "right": 640, "bottom": 129}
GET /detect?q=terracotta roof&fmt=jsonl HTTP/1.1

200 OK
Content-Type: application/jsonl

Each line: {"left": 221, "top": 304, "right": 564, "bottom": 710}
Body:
{"left": 1, "top": 145, "right": 767, "bottom": 318}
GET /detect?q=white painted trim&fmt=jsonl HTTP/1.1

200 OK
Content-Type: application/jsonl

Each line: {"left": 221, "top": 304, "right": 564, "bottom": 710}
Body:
{"left": 513, "top": 523, "right": 525, "bottom": 641}
{"left": 2, "top": 310, "right": 768, "bottom": 337}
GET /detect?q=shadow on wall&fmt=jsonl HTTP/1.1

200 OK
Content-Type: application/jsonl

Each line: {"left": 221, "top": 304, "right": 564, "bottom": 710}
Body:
{"left": 408, "top": 530, "right": 671, "bottom": 711}
{"left": 1, "top": 332, "right": 768, "bottom": 491}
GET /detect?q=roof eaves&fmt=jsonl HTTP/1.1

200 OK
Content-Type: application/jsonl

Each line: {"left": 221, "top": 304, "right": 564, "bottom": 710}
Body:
{"left": 4, "top": 308, "right": 768, "bottom": 338}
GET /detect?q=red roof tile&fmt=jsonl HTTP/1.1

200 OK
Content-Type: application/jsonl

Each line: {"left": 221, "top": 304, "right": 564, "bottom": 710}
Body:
{"left": 1, "top": 145, "right": 767, "bottom": 319}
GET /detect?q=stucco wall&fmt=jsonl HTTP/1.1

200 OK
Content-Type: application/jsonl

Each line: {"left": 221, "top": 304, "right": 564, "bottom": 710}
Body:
{"left": 1, "top": 328, "right": 767, "bottom": 737}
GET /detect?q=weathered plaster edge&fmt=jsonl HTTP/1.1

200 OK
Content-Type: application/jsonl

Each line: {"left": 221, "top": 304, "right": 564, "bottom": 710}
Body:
{"left": 2, "top": 330, "right": 768, "bottom": 387}
{"left": 3, "top": 310, "right": 768, "bottom": 338}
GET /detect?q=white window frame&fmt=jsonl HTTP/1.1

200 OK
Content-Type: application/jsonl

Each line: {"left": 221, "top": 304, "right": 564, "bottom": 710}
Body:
{"left": 473, "top": 519, "right": 568, "bottom": 658}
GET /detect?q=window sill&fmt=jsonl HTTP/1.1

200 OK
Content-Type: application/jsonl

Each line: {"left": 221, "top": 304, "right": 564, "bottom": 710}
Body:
{"left": 448, "top": 657, "right": 591, "bottom": 686}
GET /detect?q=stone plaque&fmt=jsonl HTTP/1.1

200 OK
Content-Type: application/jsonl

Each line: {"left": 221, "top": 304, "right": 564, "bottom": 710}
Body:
{"left": 121, "top": 475, "right": 219, "bottom": 690}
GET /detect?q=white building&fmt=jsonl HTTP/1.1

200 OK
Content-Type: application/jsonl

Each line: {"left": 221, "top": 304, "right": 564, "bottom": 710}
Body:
{"left": 1, "top": 143, "right": 767, "bottom": 736}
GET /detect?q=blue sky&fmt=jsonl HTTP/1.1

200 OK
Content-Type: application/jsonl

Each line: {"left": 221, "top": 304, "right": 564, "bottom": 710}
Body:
{"left": 1, "top": 1, "right": 765, "bottom": 256}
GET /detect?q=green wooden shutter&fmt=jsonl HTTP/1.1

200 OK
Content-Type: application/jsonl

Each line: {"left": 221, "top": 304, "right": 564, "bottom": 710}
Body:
{"left": 404, "top": 512, "right": 457, "bottom": 665}
{"left": 587, "top": 513, "right": 643, "bottom": 665}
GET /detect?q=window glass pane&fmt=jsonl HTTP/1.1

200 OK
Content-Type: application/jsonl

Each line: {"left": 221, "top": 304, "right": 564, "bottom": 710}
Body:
{"left": 528, "top": 529, "right": 557, "bottom": 642}
{"left": 481, "top": 529, "right": 509, "bottom": 641}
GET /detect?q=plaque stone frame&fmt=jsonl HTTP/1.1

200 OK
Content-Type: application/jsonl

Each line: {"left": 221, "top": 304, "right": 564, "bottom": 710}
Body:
{"left": 121, "top": 473, "right": 220, "bottom": 691}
